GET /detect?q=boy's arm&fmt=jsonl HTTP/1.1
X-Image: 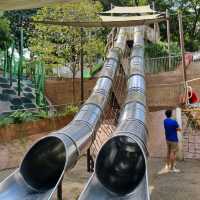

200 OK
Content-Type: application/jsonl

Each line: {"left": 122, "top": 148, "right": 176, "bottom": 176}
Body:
{"left": 176, "top": 120, "right": 182, "bottom": 132}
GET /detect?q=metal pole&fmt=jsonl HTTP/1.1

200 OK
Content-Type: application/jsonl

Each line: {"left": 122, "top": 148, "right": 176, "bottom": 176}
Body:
{"left": 10, "top": 42, "right": 15, "bottom": 86}
{"left": 18, "top": 26, "right": 23, "bottom": 96}
{"left": 152, "top": 1, "right": 156, "bottom": 43}
{"left": 111, "top": 3, "right": 113, "bottom": 17}
{"left": 80, "top": 27, "right": 84, "bottom": 104}
{"left": 87, "top": 148, "right": 94, "bottom": 172}
{"left": 3, "top": 47, "right": 7, "bottom": 77}
{"left": 166, "top": 9, "right": 171, "bottom": 70}
{"left": 57, "top": 179, "right": 63, "bottom": 200}
{"left": 178, "top": 11, "right": 187, "bottom": 94}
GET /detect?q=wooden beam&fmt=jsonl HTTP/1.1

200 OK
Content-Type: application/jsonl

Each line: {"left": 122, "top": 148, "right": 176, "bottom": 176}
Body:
{"left": 32, "top": 17, "right": 166, "bottom": 28}
{"left": 152, "top": 1, "right": 156, "bottom": 43}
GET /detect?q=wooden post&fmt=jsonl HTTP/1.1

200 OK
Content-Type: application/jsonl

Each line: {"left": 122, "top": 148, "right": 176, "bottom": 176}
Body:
{"left": 176, "top": 107, "right": 184, "bottom": 160}
{"left": 152, "top": 1, "right": 156, "bottom": 43}
{"left": 178, "top": 11, "right": 187, "bottom": 94}
{"left": 80, "top": 27, "right": 84, "bottom": 104}
{"left": 166, "top": 9, "right": 171, "bottom": 70}
{"left": 111, "top": 3, "right": 113, "bottom": 15}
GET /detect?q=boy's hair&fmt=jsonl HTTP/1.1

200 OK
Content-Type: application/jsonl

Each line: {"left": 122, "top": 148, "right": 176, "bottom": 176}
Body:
{"left": 165, "top": 110, "right": 172, "bottom": 118}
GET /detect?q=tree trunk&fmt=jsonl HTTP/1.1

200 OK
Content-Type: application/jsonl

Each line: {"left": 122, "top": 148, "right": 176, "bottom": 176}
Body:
{"left": 72, "top": 73, "right": 75, "bottom": 104}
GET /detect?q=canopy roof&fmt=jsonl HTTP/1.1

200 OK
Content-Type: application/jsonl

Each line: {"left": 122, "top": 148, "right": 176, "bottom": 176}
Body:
{"left": 101, "top": 5, "right": 155, "bottom": 14}
{"left": 33, "top": 14, "right": 166, "bottom": 28}
{"left": 0, "top": 0, "right": 78, "bottom": 11}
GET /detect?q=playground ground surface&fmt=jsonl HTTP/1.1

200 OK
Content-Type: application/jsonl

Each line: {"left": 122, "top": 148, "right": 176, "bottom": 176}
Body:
{"left": 0, "top": 157, "right": 200, "bottom": 200}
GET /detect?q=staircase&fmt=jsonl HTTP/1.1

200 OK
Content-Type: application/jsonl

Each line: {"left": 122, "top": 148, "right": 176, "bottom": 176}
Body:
{"left": 0, "top": 75, "right": 37, "bottom": 115}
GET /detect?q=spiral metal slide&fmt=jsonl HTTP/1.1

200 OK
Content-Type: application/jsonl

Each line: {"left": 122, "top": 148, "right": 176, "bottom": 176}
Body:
{"left": 78, "top": 26, "right": 149, "bottom": 200}
{"left": 0, "top": 28, "right": 129, "bottom": 200}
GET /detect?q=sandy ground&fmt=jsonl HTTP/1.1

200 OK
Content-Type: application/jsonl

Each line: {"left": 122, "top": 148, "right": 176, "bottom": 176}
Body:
{"left": 0, "top": 121, "right": 200, "bottom": 199}
{"left": 1, "top": 157, "right": 200, "bottom": 200}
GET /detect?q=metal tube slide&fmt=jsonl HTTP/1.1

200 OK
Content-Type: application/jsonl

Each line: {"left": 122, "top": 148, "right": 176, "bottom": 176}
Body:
{"left": 0, "top": 28, "right": 128, "bottom": 200}
{"left": 78, "top": 26, "right": 150, "bottom": 200}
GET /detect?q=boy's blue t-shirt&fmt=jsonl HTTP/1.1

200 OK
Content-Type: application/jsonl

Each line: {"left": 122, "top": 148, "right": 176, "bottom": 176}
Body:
{"left": 164, "top": 118, "right": 179, "bottom": 142}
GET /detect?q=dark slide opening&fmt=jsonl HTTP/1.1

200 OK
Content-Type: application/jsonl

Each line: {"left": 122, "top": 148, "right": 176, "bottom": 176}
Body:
{"left": 96, "top": 135, "right": 145, "bottom": 195}
{"left": 20, "top": 136, "right": 66, "bottom": 191}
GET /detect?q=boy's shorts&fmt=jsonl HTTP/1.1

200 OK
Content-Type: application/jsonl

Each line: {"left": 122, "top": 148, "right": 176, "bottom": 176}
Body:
{"left": 167, "top": 141, "right": 178, "bottom": 153}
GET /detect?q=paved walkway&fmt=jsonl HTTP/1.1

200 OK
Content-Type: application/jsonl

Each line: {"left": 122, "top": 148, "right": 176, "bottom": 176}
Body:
{"left": 0, "top": 158, "right": 200, "bottom": 200}
{"left": 149, "top": 159, "right": 200, "bottom": 200}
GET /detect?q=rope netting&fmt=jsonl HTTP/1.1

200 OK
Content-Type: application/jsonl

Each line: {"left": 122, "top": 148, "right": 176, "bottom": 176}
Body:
{"left": 88, "top": 45, "right": 129, "bottom": 171}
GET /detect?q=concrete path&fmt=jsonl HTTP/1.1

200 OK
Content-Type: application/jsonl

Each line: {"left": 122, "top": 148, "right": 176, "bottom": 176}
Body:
{"left": 0, "top": 157, "right": 200, "bottom": 200}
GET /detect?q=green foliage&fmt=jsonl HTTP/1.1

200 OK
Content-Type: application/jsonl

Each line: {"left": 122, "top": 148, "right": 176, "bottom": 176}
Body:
{"left": 0, "top": 116, "right": 13, "bottom": 127}
{"left": 9, "top": 111, "right": 35, "bottom": 123}
{"left": 3, "top": 9, "right": 37, "bottom": 49}
{"left": 0, "top": 110, "right": 49, "bottom": 127}
{"left": 0, "top": 17, "right": 12, "bottom": 50}
{"left": 149, "top": 0, "right": 200, "bottom": 51}
{"left": 145, "top": 41, "right": 180, "bottom": 58}
{"left": 59, "top": 105, "right": 79, "bottom": 116}
{"left": 29, "top": 0, "right": 105, "bottom": 74}
{"left": 100, "top": 0, "right": 148, "bottom": 9}
{"left": 31, "top": 110, "right": 49, "bottom": 119}
{"left": 84, "top": 38, "right": 105, "bottom": 66}
{"left": 0, "top": 105, "right": 77, "bottom": 128}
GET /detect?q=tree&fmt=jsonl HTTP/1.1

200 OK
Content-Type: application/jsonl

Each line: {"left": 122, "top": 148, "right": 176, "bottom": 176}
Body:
{"left": 4, "top": 9, "right": 37, "bottom": 50}
{"left": 148, "top": 0, "right": 200, "bottom": 51}
{"left": 0, "top": 17, "right": 13, "bottom": 79}
{"left": 29, "top": 0, "right": 105, "bottom": 103}
{"left": 0, "top": 18, "right": 12, "bottom": 51}
{"left": 99, "top": 0, "right": 149, "bottom": 10}
{"left": 176, "top": 0, "right": 200, "bottom": 51}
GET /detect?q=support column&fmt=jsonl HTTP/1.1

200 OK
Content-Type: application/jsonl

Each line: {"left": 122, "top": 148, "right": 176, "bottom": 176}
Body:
{"left": 178, "top": 11, "right": 187, "bottom": 96}
{"left": 80, "top": 27, "right": 84, "bottom": 104}
{"left": 152, "top": 2, "right": 157, "bottom": 43}
{"left": 166, "top": 9, "right": 171, "bottom": 70}
{"left": 176, "top": 107, "right": 184, "bottom": 160}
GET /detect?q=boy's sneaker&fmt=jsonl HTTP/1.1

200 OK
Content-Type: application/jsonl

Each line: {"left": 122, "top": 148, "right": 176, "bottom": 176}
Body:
{"left": 164, "top": 165, "right": 169, "bottom": 170}
{"left": 171, "top": 167, "right": 181, "bottom": 173}
{"left": 158, "top": 165, "right": 169, "bottom": 175}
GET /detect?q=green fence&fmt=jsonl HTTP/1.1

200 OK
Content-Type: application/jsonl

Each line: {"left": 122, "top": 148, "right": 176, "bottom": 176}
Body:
{"left": 145, "top": 55, "right": 182, "bottom": 74}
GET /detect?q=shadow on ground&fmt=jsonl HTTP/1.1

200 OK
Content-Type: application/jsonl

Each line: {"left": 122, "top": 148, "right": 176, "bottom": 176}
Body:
{"left": 0, "top": 157, "right": 200, "bottom": 199}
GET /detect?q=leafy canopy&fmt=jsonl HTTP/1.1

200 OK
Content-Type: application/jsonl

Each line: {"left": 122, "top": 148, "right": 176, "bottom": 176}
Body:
{"left": 0, "top": 17, "right": 12, "bottom": 50}
{"left": 29, "top": 0, "right": 105, "bottom": 72}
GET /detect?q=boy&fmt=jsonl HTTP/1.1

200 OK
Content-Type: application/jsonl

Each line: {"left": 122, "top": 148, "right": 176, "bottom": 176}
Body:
{"left": 164, "top": 110, "right": 181, "bottom": 172}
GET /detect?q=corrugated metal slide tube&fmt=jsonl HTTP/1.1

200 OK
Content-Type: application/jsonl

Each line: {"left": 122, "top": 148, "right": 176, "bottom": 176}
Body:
{"left": 0, "top": 28, "right": 128, "bottom": 200}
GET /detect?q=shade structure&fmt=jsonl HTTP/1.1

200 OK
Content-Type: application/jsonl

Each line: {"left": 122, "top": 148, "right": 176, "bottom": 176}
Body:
{"left": 0, "top": 0, "right": 78, "bottom": 11}
{"left": 100, "top": 5, "right": 155, "bottom": 14}
{"left": 33, "top": 14, "right": 166, "bottom": 28}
